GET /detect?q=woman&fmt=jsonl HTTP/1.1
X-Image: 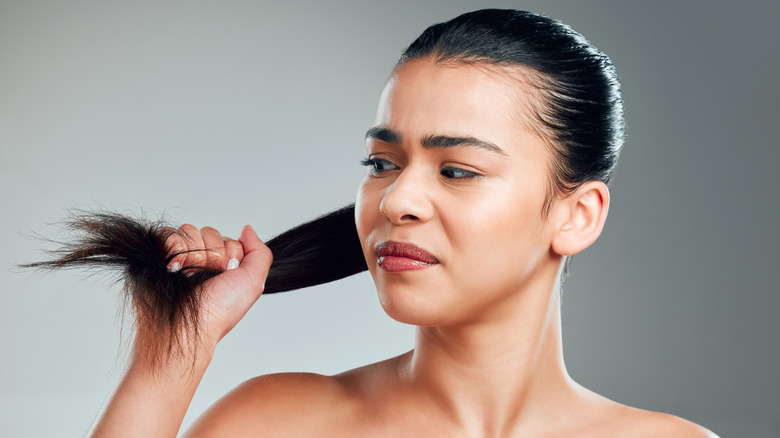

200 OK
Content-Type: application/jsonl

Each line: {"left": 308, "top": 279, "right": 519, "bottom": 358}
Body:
{"left": 82, "top": 9, "right": 715, "bottom": 437}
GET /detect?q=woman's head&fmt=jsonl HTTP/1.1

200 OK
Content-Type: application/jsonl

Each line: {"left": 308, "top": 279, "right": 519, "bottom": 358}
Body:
{"left": 355, "top": 9, "right": 621, "bottom": 324}
{"left": 358, "top": 57, "right": 578, "bottom": 324}
{"left": 399, "top": 9, "right": 625, "bottom": 213}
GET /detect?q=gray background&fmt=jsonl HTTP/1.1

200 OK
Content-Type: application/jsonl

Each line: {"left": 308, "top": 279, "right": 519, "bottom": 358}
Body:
{"left": 1, "top": 1, "right": 778, "bottom": 436}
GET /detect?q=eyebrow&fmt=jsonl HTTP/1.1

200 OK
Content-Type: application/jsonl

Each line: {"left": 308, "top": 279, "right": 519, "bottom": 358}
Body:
{"left": 365, "top": 126, "right": 507, "bottom": 156}
{"left": 365, "top": 126, "right": 402, "bottom": 144}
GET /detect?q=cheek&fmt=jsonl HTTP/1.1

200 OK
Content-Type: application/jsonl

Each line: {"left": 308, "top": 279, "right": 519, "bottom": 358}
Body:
{"left": 355, "top": 180, "right": 380, "bottom": 260}
{"left": 442, "top": 180, "right": 550, "bottom": 279}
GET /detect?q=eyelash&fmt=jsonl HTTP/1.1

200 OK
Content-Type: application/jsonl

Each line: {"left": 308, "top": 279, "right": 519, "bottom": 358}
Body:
{"left": 360, "top": 157, "right": 480, "bottom": 180}
{"left": 360, "top": 157, "right": 398, "bottom": 175}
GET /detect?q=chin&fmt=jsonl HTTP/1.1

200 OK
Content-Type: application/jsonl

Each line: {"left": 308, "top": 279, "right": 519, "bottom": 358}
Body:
{"left": 376, "top": 282, "right": 461, "bottom": 327}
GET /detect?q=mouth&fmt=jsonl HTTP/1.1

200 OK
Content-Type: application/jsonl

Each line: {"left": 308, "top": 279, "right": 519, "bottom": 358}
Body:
{"left": 376, "top": 241, "right": 439, "bottom": 272}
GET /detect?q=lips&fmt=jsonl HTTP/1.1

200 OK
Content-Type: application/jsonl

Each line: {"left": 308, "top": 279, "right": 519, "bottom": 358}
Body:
{"left": 376, "top": 241, "right": 439, "bottom": 272}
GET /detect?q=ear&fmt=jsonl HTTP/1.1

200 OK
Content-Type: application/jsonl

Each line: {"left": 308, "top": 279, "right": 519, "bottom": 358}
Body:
{"left": 550, "top": 181, "right": 610, "bottom": 256}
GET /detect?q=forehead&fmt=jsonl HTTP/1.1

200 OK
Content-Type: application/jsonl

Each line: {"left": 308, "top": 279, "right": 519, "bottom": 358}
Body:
{"left": 374, "top": 58, "right": 547, "bottom": 152}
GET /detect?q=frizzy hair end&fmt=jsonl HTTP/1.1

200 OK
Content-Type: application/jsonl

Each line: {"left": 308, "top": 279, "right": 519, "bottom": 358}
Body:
{"left": 20, "top": 204, "right": 367, "bottom": 367}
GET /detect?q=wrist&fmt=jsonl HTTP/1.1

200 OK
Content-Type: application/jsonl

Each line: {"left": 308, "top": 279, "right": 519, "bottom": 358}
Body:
{"left": 129, "top": 329, "right": 217, "bottom": 379}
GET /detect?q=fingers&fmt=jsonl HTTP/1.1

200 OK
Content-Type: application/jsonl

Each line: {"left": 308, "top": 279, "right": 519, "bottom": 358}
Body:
{"left": 200, "top": 226, "right": 225, "bottom": 270}
{"left": 236, "top": 225, "right": 273, "bottom": 292}
{"left": 239, "top": 225, "right": 265, "bottom": 254}
{"left": 223, "top": 237, "right": 244, "bottom": 269}
{"left": 165, "top": 227, "right": 190, "bottom": 272}
{"left": 177, "top": 224, "right": 207, "bottom": 269}
{"left": 166, "top": 224, "right": 246, "bottom": 272}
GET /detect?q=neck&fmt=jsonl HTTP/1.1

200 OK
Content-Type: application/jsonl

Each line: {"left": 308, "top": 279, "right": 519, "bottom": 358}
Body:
{"left": 403, "top": 260, "right": 577, "bottom": 436}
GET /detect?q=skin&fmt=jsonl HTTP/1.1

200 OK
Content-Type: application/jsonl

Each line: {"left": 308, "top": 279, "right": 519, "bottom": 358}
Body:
{"left": 89, "top": 59, "right": 717, "bottom": 438}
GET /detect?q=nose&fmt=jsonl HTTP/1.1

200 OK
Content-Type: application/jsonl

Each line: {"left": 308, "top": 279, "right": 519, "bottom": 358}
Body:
{"left": 379, "top": 167, "right": 434, "bottom": 225}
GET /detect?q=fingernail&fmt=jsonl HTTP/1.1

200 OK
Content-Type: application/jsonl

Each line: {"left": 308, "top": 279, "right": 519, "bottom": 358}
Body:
{"left": 169, "top": 262, "right": 181, "bottom": 273}
{"left": 227, "top": 258, "right": 240, "bottom": 270}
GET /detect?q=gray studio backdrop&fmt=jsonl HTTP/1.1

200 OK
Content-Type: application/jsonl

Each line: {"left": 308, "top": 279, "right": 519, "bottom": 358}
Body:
{"left": 2, "top": 1, "right": 778, "bottom": 436}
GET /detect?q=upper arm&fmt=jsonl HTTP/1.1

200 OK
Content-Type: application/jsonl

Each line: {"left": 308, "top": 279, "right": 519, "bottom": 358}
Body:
{"left": 183, "top": 373, "right": 356, "bottom": 438}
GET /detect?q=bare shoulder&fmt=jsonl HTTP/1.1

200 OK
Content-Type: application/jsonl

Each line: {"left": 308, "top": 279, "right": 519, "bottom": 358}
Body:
{"left": 634, "top": 410, "right": 719, "bottom": 438}
{"left": 574, "top": 389, "right": 717, "bottom": 438}
{"left": 605, "top": 404, "right": 719, "bottom": 438}
{"left": 183, "top": 356, "right": 403, "bottom": 437}
{"left": 183, "top": 372, "right": 363, "bottom": 437}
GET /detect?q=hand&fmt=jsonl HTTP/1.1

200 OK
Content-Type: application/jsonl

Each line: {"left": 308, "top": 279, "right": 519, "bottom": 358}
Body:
{"left": 86, "top": 224, "right": 272, "bottom": 438}
{"left": 166, "top": 224, "right": 273, "bottom": 348}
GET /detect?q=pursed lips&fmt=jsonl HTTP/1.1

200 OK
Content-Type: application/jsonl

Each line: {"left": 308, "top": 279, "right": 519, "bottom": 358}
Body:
{"left": 376, "top": 241, "right": 439, "bottom": 272}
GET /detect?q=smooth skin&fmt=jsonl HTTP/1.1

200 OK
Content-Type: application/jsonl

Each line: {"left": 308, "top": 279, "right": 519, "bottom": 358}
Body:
{"left": 89, "top": 59, "right": 717, "bottom": 437}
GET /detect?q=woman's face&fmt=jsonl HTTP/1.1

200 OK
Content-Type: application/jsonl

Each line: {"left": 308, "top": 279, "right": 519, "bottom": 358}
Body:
{"left": 355, "top": 59, "right": 561, "bottom": 327}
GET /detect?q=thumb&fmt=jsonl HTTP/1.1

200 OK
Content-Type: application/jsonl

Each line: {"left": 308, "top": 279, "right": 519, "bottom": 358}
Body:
{"left": 235, "top": 225, "right": 273, "bottom": 294}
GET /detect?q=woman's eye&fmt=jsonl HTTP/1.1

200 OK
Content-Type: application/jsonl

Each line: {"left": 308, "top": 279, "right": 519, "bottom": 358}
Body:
{"left": 440, "top": 167, "right": 479, "bottom": 179}
{"left": 360, "top": 157, "right": 398, "bottom": 175}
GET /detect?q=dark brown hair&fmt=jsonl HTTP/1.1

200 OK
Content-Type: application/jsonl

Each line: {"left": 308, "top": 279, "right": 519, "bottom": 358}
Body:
{"left": 22, "top": 206, "right": 364, "bottom": 366}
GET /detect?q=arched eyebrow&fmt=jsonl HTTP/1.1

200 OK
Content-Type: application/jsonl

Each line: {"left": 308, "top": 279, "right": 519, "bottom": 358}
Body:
{"left": 365, "top": 126, "right": 507, "bottom": 156}
{"left": 421, "top": 134, "right": 507, "bottom": 156}
{"left": 365, "top": 126, "right": 402, "bottom": 144}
